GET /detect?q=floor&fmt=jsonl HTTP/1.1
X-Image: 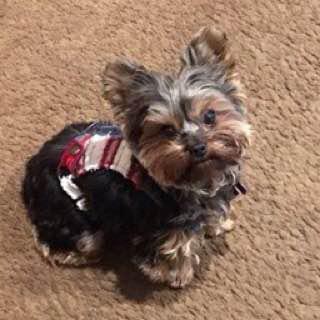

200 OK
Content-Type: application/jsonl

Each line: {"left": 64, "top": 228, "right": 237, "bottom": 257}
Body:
{"left": 0, "top": 0, "right": 319, "bottom": 319}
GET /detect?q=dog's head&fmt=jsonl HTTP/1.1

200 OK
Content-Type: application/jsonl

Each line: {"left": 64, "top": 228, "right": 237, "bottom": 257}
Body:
{"left": 102, "top": 27, "right": 250, "bottom": 190}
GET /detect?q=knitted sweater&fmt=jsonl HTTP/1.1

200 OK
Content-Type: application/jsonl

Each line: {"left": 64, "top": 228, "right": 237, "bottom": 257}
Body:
{"left": 58, "top": 123, "right": 141, "bottom": 210}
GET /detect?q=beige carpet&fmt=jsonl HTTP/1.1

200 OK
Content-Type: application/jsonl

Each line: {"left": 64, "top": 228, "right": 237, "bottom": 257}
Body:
{"left": 0, "top": 0, "right": 319, "bottom": 319}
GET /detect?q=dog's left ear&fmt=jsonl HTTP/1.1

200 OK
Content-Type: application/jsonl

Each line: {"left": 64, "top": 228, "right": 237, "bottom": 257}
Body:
{"left": 180, "top": 26, "right": 235, "bottom": 74}
{"left": 180, "top": 27, "right": 246, "bottom": 108}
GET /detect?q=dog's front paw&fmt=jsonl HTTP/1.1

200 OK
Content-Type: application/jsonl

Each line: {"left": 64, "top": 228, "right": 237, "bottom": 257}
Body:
{"left": 205, "top": 216, "right": 235, "bottom": 238}
{"left": 167, "top": 258, "right": 195, "bottom": 289}
{"left": 215, "top": 217, "right": 235, "bottom": 236}
{"left": 135, "top": 230, "right": 201, "bottom": 288}
{"left": 139, "top": 256, "right": 195, "bottom": 289}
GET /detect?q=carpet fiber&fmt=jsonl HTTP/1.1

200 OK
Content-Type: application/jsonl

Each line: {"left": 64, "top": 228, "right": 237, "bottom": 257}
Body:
{"left": 0, "top": 0, "right": 319, "bottom": 319}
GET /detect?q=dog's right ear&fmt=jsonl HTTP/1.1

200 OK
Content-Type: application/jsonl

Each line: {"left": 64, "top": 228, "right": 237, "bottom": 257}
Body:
{"left": 180, "top": 27, "right": 235, "bottom": 74}
{"left": 102, "top": 59, "right": 141, "bottom": 108}
{"left": 102, "top": 59, "right": 157, "bottom": 121}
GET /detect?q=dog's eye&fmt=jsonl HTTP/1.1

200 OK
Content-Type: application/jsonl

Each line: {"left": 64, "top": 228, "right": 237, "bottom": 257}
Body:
{"left": 203, "top": 109, "right": 216, "bottom": 125}
{"left": 161, "top": 125, "right": 176, "bottom": 138}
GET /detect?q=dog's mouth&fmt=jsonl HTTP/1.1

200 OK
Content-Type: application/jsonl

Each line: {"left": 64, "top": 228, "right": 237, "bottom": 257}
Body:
{"left": 195, "top": 155, "right": 219, "bottom": 164}
{"left": 191, "top": 155, "right": 224, "bottom": 166}
{"left": 178, "top": 157, "right": 214, "bottom": 181}
{"left": 180, "top": 152, "right": 239, "bottom": 183}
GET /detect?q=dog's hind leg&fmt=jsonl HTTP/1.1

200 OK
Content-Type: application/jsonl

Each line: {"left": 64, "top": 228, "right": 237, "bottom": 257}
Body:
{"left": 32, "top": 227, "right": 104, "bottom": 266}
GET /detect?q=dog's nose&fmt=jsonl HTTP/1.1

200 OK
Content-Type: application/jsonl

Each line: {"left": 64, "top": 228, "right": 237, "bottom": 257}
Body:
{"left": 192, "top": 143, "right": 207, "bottom": 159}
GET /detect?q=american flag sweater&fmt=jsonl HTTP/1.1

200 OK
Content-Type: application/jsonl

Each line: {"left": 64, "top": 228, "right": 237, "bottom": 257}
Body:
{"left": 58, "top": 123, "right": 141, "bottom": 211}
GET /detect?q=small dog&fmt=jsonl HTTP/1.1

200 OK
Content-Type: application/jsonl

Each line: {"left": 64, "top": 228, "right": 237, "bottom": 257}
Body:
{"left": 22, "top": 27, "right": 250, "bottom": 288}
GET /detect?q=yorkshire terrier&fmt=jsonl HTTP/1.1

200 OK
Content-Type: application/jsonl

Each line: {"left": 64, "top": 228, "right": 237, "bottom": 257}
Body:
{"left": 22, "top": 27, "right": 251, "bottom": 288}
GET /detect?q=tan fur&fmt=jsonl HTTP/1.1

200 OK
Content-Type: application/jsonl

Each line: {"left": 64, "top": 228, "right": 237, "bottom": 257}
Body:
{"left": 139, "top": 138, "right": 189, "bottom": 186}
{"left": 139, "top": 230, "right": 200, "bottom": 288}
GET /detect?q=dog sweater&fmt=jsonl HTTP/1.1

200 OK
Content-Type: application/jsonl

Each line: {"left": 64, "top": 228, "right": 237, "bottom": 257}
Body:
{"left": 58, "top": 123, "right": 141, "bottom": 210}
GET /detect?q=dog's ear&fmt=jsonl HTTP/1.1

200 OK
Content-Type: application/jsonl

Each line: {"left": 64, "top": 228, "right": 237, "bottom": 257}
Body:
{"left": 181, "top": 27, "right": 235, "bottom": 73}
{"left": 180, "top": 27, "right": 246, "bottom": 112}
{"left": 102, "top": 59, "right": 141, "bottom": 106}
{"left": 102, "top": 59, "right": 157, "bottom": 121}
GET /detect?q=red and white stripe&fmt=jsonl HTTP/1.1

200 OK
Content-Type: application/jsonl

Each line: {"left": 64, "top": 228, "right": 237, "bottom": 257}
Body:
{"left": 58, "top": 132, "right": 141, "bottom": 211}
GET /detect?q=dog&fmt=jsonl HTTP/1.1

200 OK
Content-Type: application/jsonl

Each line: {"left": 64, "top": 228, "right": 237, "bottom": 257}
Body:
{"left": 22, "top": 27, "right": 250, "bottom": 288}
